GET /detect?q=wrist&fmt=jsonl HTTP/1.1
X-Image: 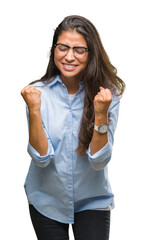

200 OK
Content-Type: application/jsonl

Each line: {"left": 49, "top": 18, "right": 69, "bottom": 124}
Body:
{"left": 28, "top": 107, "right": 41, "bottom": 116}
{"left": 94, "top": 113, "right": 108, "bottom": 125}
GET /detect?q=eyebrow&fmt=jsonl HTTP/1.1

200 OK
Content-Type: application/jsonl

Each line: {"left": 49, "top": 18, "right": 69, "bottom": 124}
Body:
{"left": 56, "top": 43, "right": 88, "bottom": 48}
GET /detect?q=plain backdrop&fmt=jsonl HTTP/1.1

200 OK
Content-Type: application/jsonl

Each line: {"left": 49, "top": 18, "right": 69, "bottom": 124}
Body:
{"left": 0, "top": 0, "right": 146, "bottom": 239}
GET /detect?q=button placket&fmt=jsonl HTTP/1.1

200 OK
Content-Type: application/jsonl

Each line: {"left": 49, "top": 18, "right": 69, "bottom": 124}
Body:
{"left": 66, "top": 106, "right": 74, "bottom": 219}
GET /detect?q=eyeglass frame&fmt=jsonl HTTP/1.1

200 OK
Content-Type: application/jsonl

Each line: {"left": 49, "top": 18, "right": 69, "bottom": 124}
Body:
{"left": 54, "top": 43, "right": 89, "bottom": 57}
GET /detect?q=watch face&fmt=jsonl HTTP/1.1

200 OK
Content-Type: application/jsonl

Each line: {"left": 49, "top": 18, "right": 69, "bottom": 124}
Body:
{"left": 99, "top": 124, "right": 108, "bottom": 134}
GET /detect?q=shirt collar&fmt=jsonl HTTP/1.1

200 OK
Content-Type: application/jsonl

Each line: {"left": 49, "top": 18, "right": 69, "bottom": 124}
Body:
{"left": 48, "top": 75, "right": 85, "bottom": 91}
{"left": 47, "top": 75, "right": 62, "bottom": 87}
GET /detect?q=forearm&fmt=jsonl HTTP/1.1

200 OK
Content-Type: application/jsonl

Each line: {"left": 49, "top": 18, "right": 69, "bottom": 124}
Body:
{"left": 29, "top": 109, "right": 48, "bottom": 156}
{"left": 90, "top": 114, "right": 108, "bottom": 155}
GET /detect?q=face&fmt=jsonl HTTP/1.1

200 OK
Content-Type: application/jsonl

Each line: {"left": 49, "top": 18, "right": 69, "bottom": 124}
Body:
{"left": 54, "top": 30, "right": 88, "bottom": 83}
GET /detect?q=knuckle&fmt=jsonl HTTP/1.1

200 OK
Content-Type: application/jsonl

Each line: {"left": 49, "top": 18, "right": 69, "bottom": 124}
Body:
{"left": 26, "top": 89, "right": 31, "bottom": 93}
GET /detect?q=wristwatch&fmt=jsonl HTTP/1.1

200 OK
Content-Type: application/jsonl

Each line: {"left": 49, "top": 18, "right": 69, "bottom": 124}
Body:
{"left": 94, "top": 123, "right": 108, "bottom": 134}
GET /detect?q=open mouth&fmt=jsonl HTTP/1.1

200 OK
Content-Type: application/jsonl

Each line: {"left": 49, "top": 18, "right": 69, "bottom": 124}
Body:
{"left": 62, "top": 63, "right": 78, "bottom": 71}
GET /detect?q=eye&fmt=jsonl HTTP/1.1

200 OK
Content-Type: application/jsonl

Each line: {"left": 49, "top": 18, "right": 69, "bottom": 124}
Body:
{"left": 56, "top": 44, "right": 69, "bottom": 52}
{"left": 74, "top": 47, "right": 86, "bottom": 54}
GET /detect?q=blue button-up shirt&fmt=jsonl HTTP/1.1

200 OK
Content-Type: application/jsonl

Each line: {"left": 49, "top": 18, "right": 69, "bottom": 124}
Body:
{"left": 24, "top": 75, "right": 120, "bottom": 224}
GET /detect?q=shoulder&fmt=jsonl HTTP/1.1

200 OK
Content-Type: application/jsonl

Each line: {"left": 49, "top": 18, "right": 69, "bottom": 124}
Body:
{"left": 30, "top": 81, "right": 45, "bottom": 88}
{"left": 31, "top": 76, "right": 59, "bottom": 92}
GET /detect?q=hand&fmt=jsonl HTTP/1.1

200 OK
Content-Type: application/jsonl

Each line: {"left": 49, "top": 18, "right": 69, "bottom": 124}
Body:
{"left": 21, "top": 85, "right": 41, "bottom": 111}
{"left": 93, "top": 87, "right": 112, "bottom": 116}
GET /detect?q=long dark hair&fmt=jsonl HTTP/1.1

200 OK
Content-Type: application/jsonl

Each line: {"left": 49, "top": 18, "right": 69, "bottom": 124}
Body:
{"left": 31, "top": 15, "right": 125, "bottom": 155}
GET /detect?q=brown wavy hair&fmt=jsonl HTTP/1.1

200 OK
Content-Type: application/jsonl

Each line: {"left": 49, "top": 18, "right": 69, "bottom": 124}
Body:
{"left": 31, "top": 15, "right": 125, "bottom": 155}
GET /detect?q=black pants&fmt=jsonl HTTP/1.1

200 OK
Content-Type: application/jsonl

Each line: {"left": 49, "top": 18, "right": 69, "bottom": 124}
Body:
{"left": 29, "top": 204, "right": 110, "bottom": 240}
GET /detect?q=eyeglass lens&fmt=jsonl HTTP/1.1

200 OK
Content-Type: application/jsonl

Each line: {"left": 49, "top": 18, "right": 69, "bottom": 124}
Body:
{"left": 55, "top": 44, "right": 88, "bottom": 57}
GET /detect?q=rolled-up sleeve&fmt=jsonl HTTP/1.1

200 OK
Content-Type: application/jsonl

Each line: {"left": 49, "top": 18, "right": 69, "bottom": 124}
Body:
{"left": 27, "top": 139, "right": 54, "bottom": 168}
{"left": 87, "top": 98, "right": 120, "bottom": 170}
{"left": 26, "top": 106, "right": 55, "bottom": 168}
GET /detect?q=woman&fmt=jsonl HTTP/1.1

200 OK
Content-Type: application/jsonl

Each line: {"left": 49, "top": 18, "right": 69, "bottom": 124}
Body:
{"left": 21, "top": 15, "right": 125, "bottom": 240}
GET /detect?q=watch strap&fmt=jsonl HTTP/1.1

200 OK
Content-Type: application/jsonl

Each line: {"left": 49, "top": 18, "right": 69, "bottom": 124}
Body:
{"left": 94, "top": 125, "right": 99, "bottom": 131}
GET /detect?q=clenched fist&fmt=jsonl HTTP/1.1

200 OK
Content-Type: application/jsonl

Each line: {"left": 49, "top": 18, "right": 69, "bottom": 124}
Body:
{"left": 21, "top": 85, "right": 41, "bottom": 111}
{"left": 94, "top": 87, "right": 112, "bottom": 116}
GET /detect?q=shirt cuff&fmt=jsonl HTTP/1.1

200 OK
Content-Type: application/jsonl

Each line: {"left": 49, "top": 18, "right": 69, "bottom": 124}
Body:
{"left": 27, "top": 141, "right": 54, "bottom": 168}
{"left": 87, "top": 141, "right": 112, "bottom": 171}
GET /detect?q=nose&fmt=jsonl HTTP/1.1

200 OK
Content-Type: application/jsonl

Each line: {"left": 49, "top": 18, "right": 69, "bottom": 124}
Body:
{"left": 65, "top": 48, "right": 75, "bottom": 61}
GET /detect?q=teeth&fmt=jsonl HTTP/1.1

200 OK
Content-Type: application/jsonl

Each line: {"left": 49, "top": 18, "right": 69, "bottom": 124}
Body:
{"left": 64, "top": 64, "right": 75, "bottom": 68}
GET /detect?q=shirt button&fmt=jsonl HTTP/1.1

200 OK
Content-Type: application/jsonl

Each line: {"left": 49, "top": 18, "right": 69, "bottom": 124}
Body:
{"left": 69, "top": 185, "right": 72, "bottom": 188}
{"left": 70, "top": 201, "right": 73, "bottom": 204}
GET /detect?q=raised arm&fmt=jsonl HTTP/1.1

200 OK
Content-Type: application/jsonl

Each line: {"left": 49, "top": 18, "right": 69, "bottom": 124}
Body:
{"left": 21, "top": 85, "right": 48, "bottom": 156}
{"left": 90, "top": 87, "right": 112, "bottom": 155}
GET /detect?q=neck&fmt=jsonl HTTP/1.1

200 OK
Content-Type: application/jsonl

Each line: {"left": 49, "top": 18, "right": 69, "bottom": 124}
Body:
{"left": 60, "top": 75, "right": 80, "bottom": 94}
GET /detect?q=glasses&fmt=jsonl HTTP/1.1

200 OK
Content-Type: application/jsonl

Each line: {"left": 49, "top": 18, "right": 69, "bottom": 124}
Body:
{"left": 54, "top": 43, "right": 89, "bottom": 58}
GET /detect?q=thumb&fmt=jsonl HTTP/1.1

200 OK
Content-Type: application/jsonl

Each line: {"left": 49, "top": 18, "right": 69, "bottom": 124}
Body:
{"left": 99, "top": 86, "right": 104, "bottom": 91}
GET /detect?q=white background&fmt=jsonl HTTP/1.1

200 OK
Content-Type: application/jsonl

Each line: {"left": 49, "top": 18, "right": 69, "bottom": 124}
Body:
{"left": 0, "top": 0, "right": 146, "bottom": 239}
